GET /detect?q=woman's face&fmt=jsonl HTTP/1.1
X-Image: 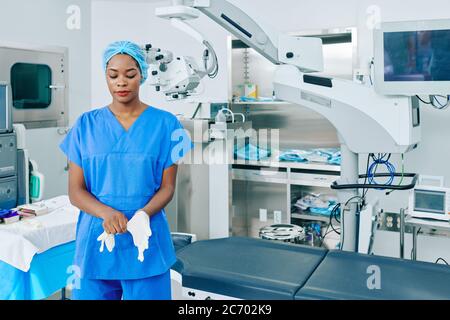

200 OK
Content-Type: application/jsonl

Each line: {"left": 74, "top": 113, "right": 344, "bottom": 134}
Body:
{"left": 106, "top": 54, "right": 142, "bottom": 104}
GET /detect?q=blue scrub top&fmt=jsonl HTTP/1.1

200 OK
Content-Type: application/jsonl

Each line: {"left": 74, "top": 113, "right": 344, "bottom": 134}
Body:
{"left": 60, "top": 106, "right": 192, "bottom": 280}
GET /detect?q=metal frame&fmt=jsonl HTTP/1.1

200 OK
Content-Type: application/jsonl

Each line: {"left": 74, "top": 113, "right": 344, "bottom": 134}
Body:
{"left": 400, "top": 214, "right": 450, "bottom": 261}
{"left": 0, "top": 81, "right": 11, "bottom": 133}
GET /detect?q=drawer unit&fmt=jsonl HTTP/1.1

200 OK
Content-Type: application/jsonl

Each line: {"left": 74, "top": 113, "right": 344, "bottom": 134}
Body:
{"left": 290, "top": 169, "right": 340, "bottom": 188}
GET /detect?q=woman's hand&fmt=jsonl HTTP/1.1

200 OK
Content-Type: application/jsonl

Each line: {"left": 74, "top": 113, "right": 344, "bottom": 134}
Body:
{"left": 101, "top": 210, "right": 129, "bottom": 235}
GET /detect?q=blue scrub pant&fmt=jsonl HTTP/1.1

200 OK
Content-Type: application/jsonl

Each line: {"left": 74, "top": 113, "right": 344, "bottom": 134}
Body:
{"left": 72, "top": 270, "right": 172, "bottom": 300}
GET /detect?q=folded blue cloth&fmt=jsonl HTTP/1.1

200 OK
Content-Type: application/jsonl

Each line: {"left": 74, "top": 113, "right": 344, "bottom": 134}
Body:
{"left": 234, "top": 143, "right": 271, "bottom": 161}
{"left": 309, "top": 205, "right": 339, "bottom": 217}
{"left": 279, "top": 148, "right": 341, "bottom": 165}
{"left": 238, "top": 96, "right": 275, "bottom": 102}
{"left": 279, "top": 152, "right": 308, "bottom": 163}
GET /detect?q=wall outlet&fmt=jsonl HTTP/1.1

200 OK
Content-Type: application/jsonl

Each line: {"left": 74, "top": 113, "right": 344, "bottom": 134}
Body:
{"left": 259, "top": 209, "right": 267, "bottom": 222}
{"left": 274, "top": 210, "right": 282, "bottom": 224}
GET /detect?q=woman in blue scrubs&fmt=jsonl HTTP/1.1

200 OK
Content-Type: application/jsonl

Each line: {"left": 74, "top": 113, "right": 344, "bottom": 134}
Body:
{"left": 60, "top": 41, "right": 192, "bottom": 300}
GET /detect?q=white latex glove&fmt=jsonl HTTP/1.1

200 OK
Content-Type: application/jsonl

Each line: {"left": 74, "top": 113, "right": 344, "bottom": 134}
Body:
{"left": 97, "top": 231, "right": 115, "bottom": 253}
{"left": 127, "top": 210, "right": 152, "bottom": 262}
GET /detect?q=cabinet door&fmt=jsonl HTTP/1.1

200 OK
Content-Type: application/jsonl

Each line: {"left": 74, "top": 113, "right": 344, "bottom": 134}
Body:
{"left": 0, "top": 46, "right": 67, "bottom": 128}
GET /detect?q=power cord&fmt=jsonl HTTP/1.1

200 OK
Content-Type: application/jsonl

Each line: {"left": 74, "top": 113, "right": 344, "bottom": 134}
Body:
{"left": 386, "top": 154, "right": 405, "bottom": 196}
{"left": 435, "top": 258, "right": 449, "bottom": 265}
{"left": 319, "top": 203, "right": 341, "bottom": 248}
{"left": 368, "top": 59, "right": 374, "bottom": 86}
{"left": 203, "top": 40, "right": 219, "bottom": 79}
{"left": 191, "top": 102, "right": 202, "bottom": 119}
{"left": 416, "top": 95, "right": 450, "bottom": 110}
{"left": 416, "top": 95, "right": 432, "bottom": 105}
{"left": 367, "top": 153, "right": 396, "bottom": 188}
{"left": 410, "top": 227, "right": 422, "bottom": 260}
{"left": 340, "top": 196, "right": 366, "bottom": 250}
{"left": 432, "top": 95, "right": 450, "bottom": 109}
{"left": 362, "top": 154, "right": 371, "bottom": 199}
{"left": 329, "top": 203, "right": 341, "bottom": 236}
{"left": 319, "top": 228, "right": 340, "bottom": 248}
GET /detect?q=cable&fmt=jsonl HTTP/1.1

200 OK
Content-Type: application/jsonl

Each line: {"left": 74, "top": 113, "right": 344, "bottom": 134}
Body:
{"left": 362, "top": 154, "right": 371, "bottom": 199}
{"left": 319, "top": 228, "right": 340, "bottom": 248}
{"left": 431, "top": 95, "right": 450, "bottom": 110}
{"left": 415, "top": 95, "right": 432, "bottom": 105}
{"left": 319, "top": 224, "right": 331, "bottom": 248}
{"left": 410, "top": 227, "right": 422, "bottom": 260}
{"left": 329, "top": 204, "right": 341, "bottom": 236}
{"left": 339, "top": 196, "right": 365, "bottom": 250}
{"left": 191, "top": 103, "right": 202, "bottom": 119}
{"left": 435, "top": 258, "right": 449, "bottom": 265}
{"left": 397, "top": 154, "right": 405, "bottom": 186}
{"left": 334, "top": 204, "right": 341, "bottom": 224}
{"left": 367, "top": 153, "right": 396, "bottom": 188}
{"left": 386, "top": 154, "right": 405, "bottom": 196}
{"left": 202, "top": 40, "right": 219, "bottom": 79}
{"left": 318, "top": 203, "right": 341, "bottom": 248}
{"left": 368, "top": 59, "right": 374, "bottom": 86}
{"left": 416, "top": 94, "right": 450, "bottom": 109}
{"left": 340, "top": 201, "right": 345, "bottom": 250}
{"left": 218, "top": 108, "right": 235, "bottom": 123}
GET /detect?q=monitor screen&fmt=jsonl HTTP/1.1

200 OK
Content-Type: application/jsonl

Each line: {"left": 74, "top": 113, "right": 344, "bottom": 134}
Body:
{"left": 414, "top": 189, "right": 446, "bottom": 214}
{"left": 384, "top": 29, "right": 450, "bottom": 82}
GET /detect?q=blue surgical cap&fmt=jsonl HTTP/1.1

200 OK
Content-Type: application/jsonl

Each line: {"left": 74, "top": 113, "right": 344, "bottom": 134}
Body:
{"left": 103, "top": 41, "right": 149, "bottom": 85}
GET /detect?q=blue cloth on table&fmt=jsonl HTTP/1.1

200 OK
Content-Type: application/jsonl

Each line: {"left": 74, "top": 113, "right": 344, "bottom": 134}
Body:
{"left": 234, "top": 143, "right": 271, "bottom": 161}
{"left": 309, "top": 204, "right": 339, "bottom": 217}
{"left": 238, "top": 96, "right": 276, "bottom": 102}
{"left": 0, "top": 241, "right": 75, "bottom": 300}
{"left": 279, "top": 148, "right": 341, "bottom": 165}
{"left": 279, "top": 151, "right": 308, "bottom": 163}
{"left": 294, "top": 194, "right": 339, "bottom": 217}
{"left": 327, "top": 151, "right": 342, "bottom": 165}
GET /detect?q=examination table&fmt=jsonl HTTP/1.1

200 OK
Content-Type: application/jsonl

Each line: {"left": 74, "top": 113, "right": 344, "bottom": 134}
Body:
{"left": 172, "top": 237, "right": 450, "bottom": 300}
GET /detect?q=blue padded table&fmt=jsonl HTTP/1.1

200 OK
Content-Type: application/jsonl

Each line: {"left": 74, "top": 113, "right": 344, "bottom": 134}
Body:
{"left": 295, "top": 250, "right": 450, "bottom": 300}
{"left": 173, "top": 237, "right": 327, "bottom": 300}
{"left": 172, "top": 233, "right": 196, "bottom": 252}
{"left": 0, "top": 241, "right": 75, "bottom": 300}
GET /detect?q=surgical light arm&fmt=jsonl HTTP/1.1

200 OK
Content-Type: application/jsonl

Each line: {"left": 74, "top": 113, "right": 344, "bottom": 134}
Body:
{"left": 166, "top": 0, "right": 324, "bottom": 72}
{"left": 146, "top": 0, "right": 324, "bottom": 99}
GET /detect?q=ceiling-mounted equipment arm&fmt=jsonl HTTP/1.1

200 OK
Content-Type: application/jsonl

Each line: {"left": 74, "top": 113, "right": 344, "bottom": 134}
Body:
{"left": 149, "top": 0, "right": 323, "bottom": 99}
{"left": 165, "top": 0, "right": 324, "bottom": 73}
{"left": 186, "top": 0, "right": 280, "bottom": 65}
